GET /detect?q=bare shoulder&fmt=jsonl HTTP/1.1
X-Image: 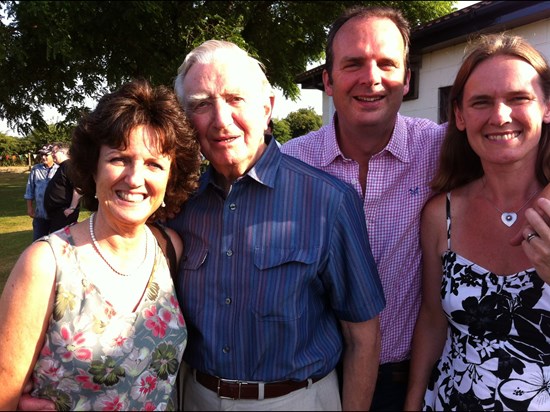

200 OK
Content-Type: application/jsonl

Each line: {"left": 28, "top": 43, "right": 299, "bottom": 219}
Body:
{"left": 420, "top": 193, "right": 449, "bottom": 257}
{"left": 4, "top": 240, "right": 56, "bottom": 294}
{"left": 422, "top": 193, "right": 448, "bottom": 226}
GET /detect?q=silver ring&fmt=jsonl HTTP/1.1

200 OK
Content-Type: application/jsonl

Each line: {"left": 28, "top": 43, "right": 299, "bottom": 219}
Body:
{"left": 526, "top": 232, "right": 538, "bottom": 243}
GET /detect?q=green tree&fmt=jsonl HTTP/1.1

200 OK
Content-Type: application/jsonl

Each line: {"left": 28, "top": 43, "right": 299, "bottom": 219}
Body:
{"left": 26, "top": 123, "right": 72, "bottom": 152}
{"left": 285, "top": 107, "right": 322, "bottom": 139}
{"left": 0, "top": 1, "right": 456, "bottom": 134}
{"left": 272, "top": 118, "right": 292, "bottom": 144}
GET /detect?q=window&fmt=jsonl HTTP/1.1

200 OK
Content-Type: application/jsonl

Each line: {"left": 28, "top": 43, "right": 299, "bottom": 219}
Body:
{"left": 403, "top": 60, "right": 419, "bottom": 101}
{"left": 438, "top": 86, "right": 452, "bottom": 124}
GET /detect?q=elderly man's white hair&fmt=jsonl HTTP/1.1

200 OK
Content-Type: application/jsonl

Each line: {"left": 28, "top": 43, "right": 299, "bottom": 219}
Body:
{"left": 174, "top": 39, "right": 273, "bottom": 108}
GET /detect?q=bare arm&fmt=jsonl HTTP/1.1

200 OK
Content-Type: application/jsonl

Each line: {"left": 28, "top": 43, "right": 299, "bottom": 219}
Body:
{"left": 340, "top": 316, "right": 380, "bottom": 411}
{"left": 165, "top": 226, "right": 184, "bottom": 267}
{"left": 0, "top": 242, "right": 56, "bottom": 410}
{"left": 26, "top": 199, "right": 34, "bottom": 218}
{"left": 404, "top": 195, "right": 449, "bottom": 411}
{"left": 63, "top": 190, "right": 82, "bottom": 217}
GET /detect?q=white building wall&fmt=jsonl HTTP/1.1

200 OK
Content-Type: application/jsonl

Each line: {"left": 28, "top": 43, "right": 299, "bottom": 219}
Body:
{"left": 400, "top": 18, "right": 550, "bottom": 122}
{"left": 320, "top": 18, "right": 550, "bottom": 125}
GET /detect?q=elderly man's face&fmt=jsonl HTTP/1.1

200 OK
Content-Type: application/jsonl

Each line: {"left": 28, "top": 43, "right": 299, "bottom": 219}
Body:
{"left": 41, "top": 153, "right": 53, "bottom": 167}
{"left": 183, "top": 58, "right": 272, "bottom": 182}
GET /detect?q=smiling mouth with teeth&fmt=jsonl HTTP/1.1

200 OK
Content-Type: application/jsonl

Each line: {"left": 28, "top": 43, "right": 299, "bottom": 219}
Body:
{"left": 117, "top": 192, "right": 146, "bottom": 202}
{"left": 485, "top": 131, "right": 520, "bottom": 141}
{"left": 356, "top": 96, "right": 383, "bottom": 102}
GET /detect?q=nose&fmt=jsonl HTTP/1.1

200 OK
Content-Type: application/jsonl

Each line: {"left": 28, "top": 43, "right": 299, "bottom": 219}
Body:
{"left": 125, "top": 162, "right": 145, "bottom": 188}
{"left": 490, "top": 101, "right": 512, "bottom": 125}
{"left": 359, "top": 61, "right": 382, "bottom": 86}
{"left": 212, "top": 99, "right": 234, "bottom": 129}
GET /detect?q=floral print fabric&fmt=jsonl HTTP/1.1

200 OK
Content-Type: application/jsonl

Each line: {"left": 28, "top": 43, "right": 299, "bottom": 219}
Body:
{"left": 31, "top": 228, "right": 186, "bottom": 411}
{"left": 423, "top": 194, "right": 550, "bottom": 411}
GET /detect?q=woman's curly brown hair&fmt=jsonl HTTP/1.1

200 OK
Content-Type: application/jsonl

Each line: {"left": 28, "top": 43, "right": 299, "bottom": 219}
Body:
{"left": 68, "top": 78, "right": 201, "bottom": 221}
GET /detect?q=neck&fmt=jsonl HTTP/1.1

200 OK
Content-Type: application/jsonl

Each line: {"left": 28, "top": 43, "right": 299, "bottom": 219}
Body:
{"left": 335, "top": 115, "right": 394, "bottom": 162}
{"left": 480, "top": 174, "right": 542, "bottom": 211}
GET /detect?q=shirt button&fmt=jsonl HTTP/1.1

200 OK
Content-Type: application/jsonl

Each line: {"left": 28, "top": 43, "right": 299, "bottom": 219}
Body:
{"left": 225, "top": 297, "right": 232, "bottom": 305}
{"left": 229, "top": 203, "right": 236, "bottom": 211}
{"left": 226, "top": 249, "right": 233, "bottom": 257}
{"left": 223, "top": 345, "right": 230, "bottom": 353}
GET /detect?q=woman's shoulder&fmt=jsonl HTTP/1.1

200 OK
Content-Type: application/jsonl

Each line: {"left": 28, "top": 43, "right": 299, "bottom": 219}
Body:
{"left": 423, "top": 192, "right": 447, "bottom": 219}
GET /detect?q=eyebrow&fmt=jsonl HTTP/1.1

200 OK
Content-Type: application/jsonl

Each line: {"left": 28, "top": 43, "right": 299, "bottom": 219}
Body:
{"left": 186, "top": 92, "right": 211, "bottom": 102}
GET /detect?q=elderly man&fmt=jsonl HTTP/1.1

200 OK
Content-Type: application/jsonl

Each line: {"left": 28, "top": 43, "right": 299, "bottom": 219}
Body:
{"left": 167, "top": 39, "right": 385, "bottom": 411}
{"left": 24, "top": 144, "right": 59, "bottom": 240}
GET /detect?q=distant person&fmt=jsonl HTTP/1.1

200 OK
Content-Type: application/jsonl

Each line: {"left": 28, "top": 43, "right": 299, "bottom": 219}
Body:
{"left": 44, "top": 142, "right": 82, "bottom": 232}
{"left": 24, "top": 144, "right": 59, "bottom": 240}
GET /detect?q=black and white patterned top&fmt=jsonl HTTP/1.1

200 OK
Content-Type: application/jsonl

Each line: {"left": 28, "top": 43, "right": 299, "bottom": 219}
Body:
{"left": 423, "top": 193, "right": 550, "bottom": 411}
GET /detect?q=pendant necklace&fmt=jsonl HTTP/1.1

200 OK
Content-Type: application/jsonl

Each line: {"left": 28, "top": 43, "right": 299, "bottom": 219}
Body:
{"left": 487, "top": 188, "right": 541, "bottom": 227}
{"left": 89, "top": 213, "right": 148, "bottom": 276}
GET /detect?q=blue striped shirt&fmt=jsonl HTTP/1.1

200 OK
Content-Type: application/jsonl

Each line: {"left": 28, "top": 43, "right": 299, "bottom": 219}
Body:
{"left": 24, "top": 162, "right": 59, "bottom": 219}
{"left": 167, "top": 138, "right": 385, "bottom": 381}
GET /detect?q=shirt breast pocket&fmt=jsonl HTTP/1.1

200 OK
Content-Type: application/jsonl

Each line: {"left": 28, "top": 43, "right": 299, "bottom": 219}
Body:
{"left": 252, "top": 246, "right": 319, "bottom": 322}
{"left": 180, "top": 248, "right": 208, "bottom": 271}
{"left": 179, "top": 247, "right": 208, "bottom": 318}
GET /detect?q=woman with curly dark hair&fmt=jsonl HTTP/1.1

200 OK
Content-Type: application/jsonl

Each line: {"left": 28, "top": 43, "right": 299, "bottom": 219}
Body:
{"left": 0, "top": 78, "right": 200, "bottom": 410}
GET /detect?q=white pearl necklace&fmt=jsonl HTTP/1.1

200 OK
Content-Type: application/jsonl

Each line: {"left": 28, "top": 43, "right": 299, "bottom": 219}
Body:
{"left": 89, "top": 213, "right": 148, "bottom": 277}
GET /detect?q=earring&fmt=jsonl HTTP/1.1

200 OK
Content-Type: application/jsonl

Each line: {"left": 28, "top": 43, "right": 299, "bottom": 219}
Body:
{"left": 94, "top": 194, "right": 98, "bottom": 199}
{"left": 161, "top": 201, "right": 166, "bottom": 208}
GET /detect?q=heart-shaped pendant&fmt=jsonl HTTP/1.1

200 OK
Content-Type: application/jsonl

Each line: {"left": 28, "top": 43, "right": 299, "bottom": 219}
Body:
{"left": 501, "top": 212, "right": 517, "bottom": 227}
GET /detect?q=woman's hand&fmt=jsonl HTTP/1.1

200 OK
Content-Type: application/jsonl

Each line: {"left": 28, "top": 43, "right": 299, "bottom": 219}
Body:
{"left": 520, "top": 197, "right": 550, "bottom": 283}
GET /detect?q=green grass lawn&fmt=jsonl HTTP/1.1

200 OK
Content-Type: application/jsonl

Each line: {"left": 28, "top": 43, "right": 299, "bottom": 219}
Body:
{"left": 0, "top": 169, "right": 34, "bottom": 292}
{"left": 0, "top": 168, "right": 90, "bottom": 293}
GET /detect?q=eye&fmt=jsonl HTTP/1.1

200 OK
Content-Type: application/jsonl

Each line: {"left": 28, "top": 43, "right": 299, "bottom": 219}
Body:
{"left": 470, "top": 99, "right": 491, "bottom": 108}
{"left": 148, "top": 161, "right": 165, "bottom": 170}
{"left": 510, "top": 95, "right": 532, "bottom": 104}
{"left": 109, "top": 156, "right": 127, "bottom": 165}
{"left": 343, "top": 62, "right": 359, "bottom": 69}
{"left": 341, "top": 60, "right": 361, "bottom": 71}
{"left": 227, "top": 96, "right": 245, "bottom": 105}
{"left": 191, "top": 100, "right": 211, "bottom": 114}
{"left": 378, "top": 61, "right": 397, "bottom": 71}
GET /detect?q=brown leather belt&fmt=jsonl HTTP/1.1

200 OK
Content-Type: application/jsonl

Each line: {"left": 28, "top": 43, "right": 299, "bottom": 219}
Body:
{"left": 194, "top": 369, "right": 321, "bottom": 400}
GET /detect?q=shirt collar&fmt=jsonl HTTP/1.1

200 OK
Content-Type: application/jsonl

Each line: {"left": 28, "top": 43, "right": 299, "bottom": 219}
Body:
{"left": 197, "top": 136, "right": 280, "bottom": 195}
{"left": 383, "top": 113, "right": 410, "bottom": 163}
{"left": 322, "top": 112, "right": 411, "bottom": 165}
{"left": 318, "top": 114, "right": 344, "bottom": 166}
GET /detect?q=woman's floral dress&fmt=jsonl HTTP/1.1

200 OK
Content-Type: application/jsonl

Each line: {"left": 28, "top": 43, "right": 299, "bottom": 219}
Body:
{"left": 423, "top": 193, "right": 550, "bottom": 411}
{"left": 31, "top": 226, "right": 187, "bottom": 411}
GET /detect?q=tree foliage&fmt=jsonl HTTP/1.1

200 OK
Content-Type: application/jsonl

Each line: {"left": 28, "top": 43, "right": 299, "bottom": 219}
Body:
{"left": 272, "top": 118, "right": 292, "bottom": 144}
{"left": 286, "top": 107, "right": 322, "bottom": 139}
{"left": 273, "top": 107, "right": 322, "bottom": 144}
{"left": 0, "top": 1, "right": 455, "bottom": 135}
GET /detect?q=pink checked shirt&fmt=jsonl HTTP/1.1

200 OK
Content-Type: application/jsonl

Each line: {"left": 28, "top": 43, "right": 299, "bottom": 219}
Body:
{"left": 282, "top": 113, "right": 446, "bottom": 364}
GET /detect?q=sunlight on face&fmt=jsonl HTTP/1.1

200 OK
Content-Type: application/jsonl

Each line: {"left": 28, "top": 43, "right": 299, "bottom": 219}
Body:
{"left": 94, "top": 125, "right": 172, "bottom": 226}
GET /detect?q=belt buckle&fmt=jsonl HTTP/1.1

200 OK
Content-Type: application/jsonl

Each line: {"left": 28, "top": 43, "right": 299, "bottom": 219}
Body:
{"left": 217, "top": 378, "right": 250, "bottom": 400}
